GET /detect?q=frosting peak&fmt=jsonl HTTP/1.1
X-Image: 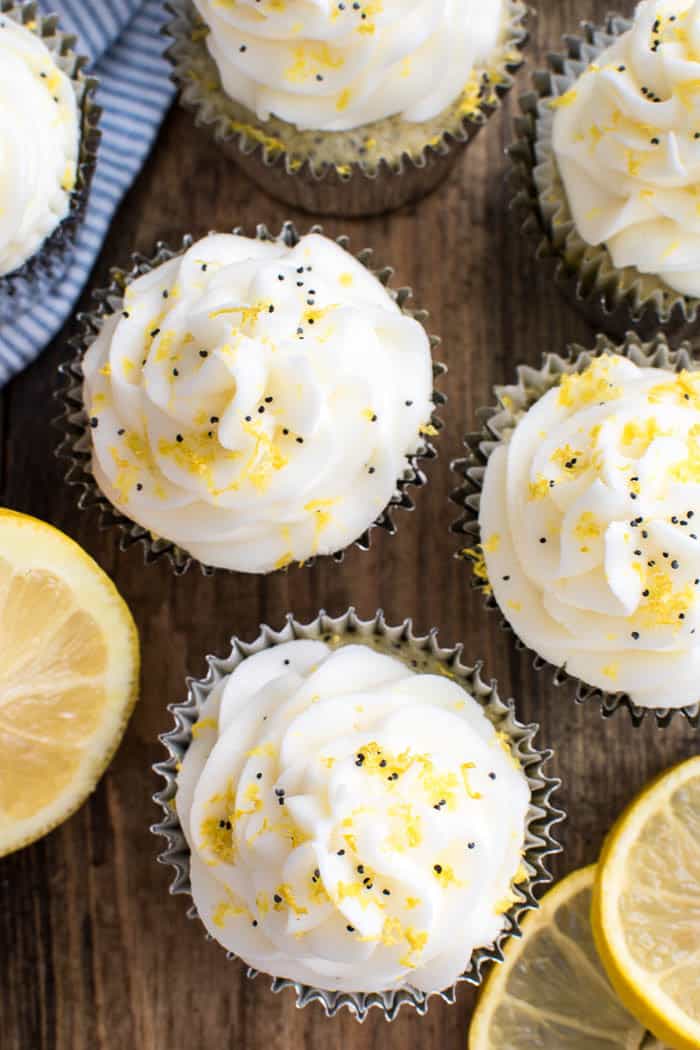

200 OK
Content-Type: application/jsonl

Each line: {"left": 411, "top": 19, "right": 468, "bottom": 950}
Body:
{"left": 480, "top": 354, "right": 700, "bottom": 708}
{"left": 82, "top": 233, "right": 434, "bottom": 572}
{"left": 552, "top": 0, "right": 700, "bottom": 297}
{"left": 176, "top": 641, "right": 530, "bottom": 994}
{"left": 0, "top": 17, "right": 79, "bottom": 276}
{"left": 194, "top": 0, "right": 504, "bottom": 131}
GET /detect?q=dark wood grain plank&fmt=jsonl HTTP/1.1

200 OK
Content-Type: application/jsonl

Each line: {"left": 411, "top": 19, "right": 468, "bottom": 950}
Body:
{"left": 1, "top": 2, "right": 697, "bottom": 1048}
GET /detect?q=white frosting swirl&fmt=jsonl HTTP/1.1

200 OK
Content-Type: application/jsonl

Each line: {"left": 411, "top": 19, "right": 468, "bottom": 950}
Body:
{"left": 480, "top": 355, "right": 700, "bottom": 708}
{"left": 194, "top": 0, "right": 504, "bottom": 132}
{"left": 552, "top": 0, "right": 700, "bottom": 298}
{"left": 176, "top": 640, "right": 530, "bottom": 994}
{"left": 0, "top": 17, "right": 79, "bottom": 277}
{"left": 82, "top": 233, "right": 433, "bottom": 573}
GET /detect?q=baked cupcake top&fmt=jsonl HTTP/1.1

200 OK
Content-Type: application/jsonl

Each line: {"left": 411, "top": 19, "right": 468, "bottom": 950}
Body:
{"left": 551, "top": 0, "right": 700, "bottom": 298}
{"left": 176, "top": 641, "right": 530, "bottom": 995}
{"left": 193, "top": 0, "right": 504, "bottom": 132}
{"left": 480, "top": 354, "right": 700, "bottom": 709}
{"left": 82, "top": 232, "right": 434, "bottom": 573}
{"left": 0, "top": 16, "right": 79, "bottom": 277}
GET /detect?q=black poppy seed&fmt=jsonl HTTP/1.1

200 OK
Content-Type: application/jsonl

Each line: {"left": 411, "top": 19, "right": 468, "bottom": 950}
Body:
{"left": 382, "top": 889, "right": 390, "bottom": 896}
{"left": 631, "top": 631, "right": 640, "bottom": 640}
{"left": 268, "top": 305, "right": 274, "bottom": 313}
{"left": 150, "top": 328, "right": 160, "bottom": 338}
{"left": 357, "top": 865, "right": 365, "bottom": 874}
{"left": 672, "top": 516, "right": 679, "bottom": 524}
{"left": 265, "top": 396, "right": 273, "bottom": 403}
{"left": 172, "top": 368, "right": 179, "bottom": 377}
{"left": 176, "top": 434, "right": 183, "bottom": 443}
{"left": 643, "top": 589, "right": 650, "bottom": 597}
{"left": 680, "top": 613, "right": 686, "bottom": 620}
{"left": 252, "top": 920, "right": 258, "bottom": 927}
{"left": 273, "top": 894, "right": 282, "bottom": 904}
{"left": 258, "top": 406, "right": 265, "bottom": 413}
{"left": 630, "top": 493, "right": 638, "bottom": 499}
{"left": 210, "top": 416, "right": 219, "bottom": 423}
{"left": 346, "top": 925, "right": 355, "bottom": 933}
{"left": 283, "top": 658, "right": 290, "bottom": 665}
{"left": 296, "top": 436, "right": 304, "bottom": 444}
{"left": 663, "top": 551, "right": 669, "bottom": 558}
{"left": 256, "top": 772, "right": 262, "bottom": 779}
{"left": 379, "top": 759, "right": 387, "bottom": 768}
{"left": 503, "top": 575, "right": 511, "bottom": 581}
{"left": 539, "top": 537, "right": 547, "bottom": 544}
{"left": 163, "top": 290, "right": 169, "bottom": 298}
{"left": 337, "top": 849, "right": 345, "bottom": 856}
{"left": 488, "top": 772, "right": 497, "bottom": 781}
{"left": 245, "top": 415, "right": 252, "bottom": 422}
{"left": 371, "top": 414, "right": 377, "bottom": 422}
{"left": 239, "top": 44, "right": 247, "bottom": 52}
{"left": 651, "top": 137, "right": 660, "bottom": 144}
{"left": 467, "top": 842, "right": 475, "bottom": 850}
{"left": 642, "top": 531, "right": 648, "bottom": 539}
{"left": 199, "top": 350, "right": 208, "bottom": 358}
{"left": 117, "top": 428, "right": 125, "bottom": 436}
{"left": 90, "top": 417, "right": 98, "bottom": 428}
{"left": 201, "top": 263, "right": 208, "bottom": 271}
{"left": 634, "top": 549, "right": 642, "bottom": 556}
{"left": 122, "top": 310, "right": 130, "bottom": 318}
{"left": 368, "top": 466, "right": 375, "bottom": 474}
{"left": 136, "top": 483, "right": 143, "bottom": 492}
{"left": 433, "top": 864, "right": 443, "bottom": 874}
{"left": 618, "top": 64, "right": 626, "bottom": 71}
{"left": 405, "top": 400, "right": 413, "bottom": 406}
{"left": 219, "top": 820, "right": 226, "bottom": 829}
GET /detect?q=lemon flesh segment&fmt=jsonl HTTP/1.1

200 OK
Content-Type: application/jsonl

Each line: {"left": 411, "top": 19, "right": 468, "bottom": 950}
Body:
{"left": 469, "top": 866, "right": 654, "bottom": 1050}
{"left": 0, "top": 511, "right": 139, "bottom": 856}
{"left": 592, "top": 757, "right": 700, "bottom": 1050}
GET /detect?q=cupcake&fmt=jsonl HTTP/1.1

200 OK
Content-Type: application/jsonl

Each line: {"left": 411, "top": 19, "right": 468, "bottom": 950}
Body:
{"left": 164, "top": 0, "right": 528, "bottom": 217}
{"left": 452, "top": 333, "right": 700, "bottom": 725}
{"left": 511, "top": 0, "right": 700, "bottom": 343}
{"left": 0, "top": 2, "right": 99, "bottom": 319}
{"left": 58, "top": 224, "right": 443, "bottom": 574}
{"left": 153, "top": 609, "right": 562, "bottom": 1019}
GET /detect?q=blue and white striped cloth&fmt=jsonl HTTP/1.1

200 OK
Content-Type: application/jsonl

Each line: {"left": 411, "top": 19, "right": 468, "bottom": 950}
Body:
{"left": 0, "top": 0, "right": 175, "bottom": 386}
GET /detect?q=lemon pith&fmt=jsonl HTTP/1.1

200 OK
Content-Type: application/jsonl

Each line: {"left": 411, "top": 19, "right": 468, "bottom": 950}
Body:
{"left": 469, "top": 865, "right": 650, "bottom": 1049}
{"left": 0, "top": 509, "right": 140, "bottom": 857}
{"left": 592, "top": 757, "right": 700, "bottom": 1050}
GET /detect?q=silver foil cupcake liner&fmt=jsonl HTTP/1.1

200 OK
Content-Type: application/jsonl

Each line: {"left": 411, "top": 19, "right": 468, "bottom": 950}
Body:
{"left": 451, "top": 331, "right": 700, "bottom": 729}
{"left": 55, "top": 220, "right": 445, "bottom": 576}
{"left": 163, "top": 0, "right": 528, "bottom": 218}
{"left": 151, "top": 607, "right": 564, "bottom": 1022}
{"left": 0, "top": 1, "right": 100, "bottom": 320}
{"left": 509, "top": 13, "right": 700, "bottom": 347}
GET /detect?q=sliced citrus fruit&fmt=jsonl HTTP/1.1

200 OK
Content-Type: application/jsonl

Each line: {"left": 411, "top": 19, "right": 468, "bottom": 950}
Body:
{"left": 469, "top": 865, "right": 658, "bottom": 1049}
{"left": 592, "top": 757, "right": 700, "bottom": 1050}
{"left": 0, "top": 509, "right": 139, "bottom": 856}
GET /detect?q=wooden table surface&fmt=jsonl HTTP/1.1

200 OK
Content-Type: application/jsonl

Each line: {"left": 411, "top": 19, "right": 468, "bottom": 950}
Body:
{"left": 1, "top": 2, "right": 698, "bottom": 1047}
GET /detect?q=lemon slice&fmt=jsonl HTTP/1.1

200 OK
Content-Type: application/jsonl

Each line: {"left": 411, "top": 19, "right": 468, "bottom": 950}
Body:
{"left": 469, "top": 866, "right": 658, "bottom": 1049}
{"left": 592, "top": 757, "right": 700, "bottom": 1050}
{"left": 0, "top": 510, "right": 139, "bottom": 856}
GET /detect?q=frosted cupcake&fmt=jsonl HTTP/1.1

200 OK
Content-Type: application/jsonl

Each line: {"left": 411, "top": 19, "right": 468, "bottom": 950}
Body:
{"left": 453, "top": 335, "right": 700, "bottom": 724}
{"left": 164, "top": 0, "right": 528, "bottom": 216}
{"left": 153, "top": 610, "right": 562, "bottom": 1019}
{"left": 511, "top": 0, "right": 700, "bottom": 342}
{"left": 0, "top": 3, "right": 99, "bottom": 318}
{"left": 62, "top": 227, "right": 442, "bottom": 573}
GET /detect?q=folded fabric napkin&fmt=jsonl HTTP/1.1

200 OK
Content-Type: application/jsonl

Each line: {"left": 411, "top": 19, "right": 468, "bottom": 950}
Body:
{"left": 0, "top": 0, "right": 175, "bottom": 387}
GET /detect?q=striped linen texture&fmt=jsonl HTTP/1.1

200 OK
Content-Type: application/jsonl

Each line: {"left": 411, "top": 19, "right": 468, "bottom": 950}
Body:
{"left": 0, "top": 0, "right": 175, "bottom": 386}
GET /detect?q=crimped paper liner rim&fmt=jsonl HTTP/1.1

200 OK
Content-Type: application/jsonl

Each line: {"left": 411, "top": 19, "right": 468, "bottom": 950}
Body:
{"left": 162, "top": 0, "right": 528, "bottom": 184}
{"left": 508, "top": 12, "right": 700, "bottom": 342}
{"left": 54, "top": 220, "right": 446, "bottom": 576}
{"left": 450, "top": 331, "right": 700, "bottom": 729}
{"left": 0, "top": 0, "right": 100, "bottom": 309}
{"left": 151, "top": 607, "right": 564, "bottom": 1021}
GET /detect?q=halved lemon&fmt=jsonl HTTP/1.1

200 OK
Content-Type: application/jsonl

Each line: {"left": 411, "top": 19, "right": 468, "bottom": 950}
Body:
{"left": 0, "top": 509, "right": 139, "bottom": 856}
{"left": 592, "top": 757, "right": 700, "bottom": 1050}
{"left": 469, "top": 866, "right": 656, "bottom": 1049}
